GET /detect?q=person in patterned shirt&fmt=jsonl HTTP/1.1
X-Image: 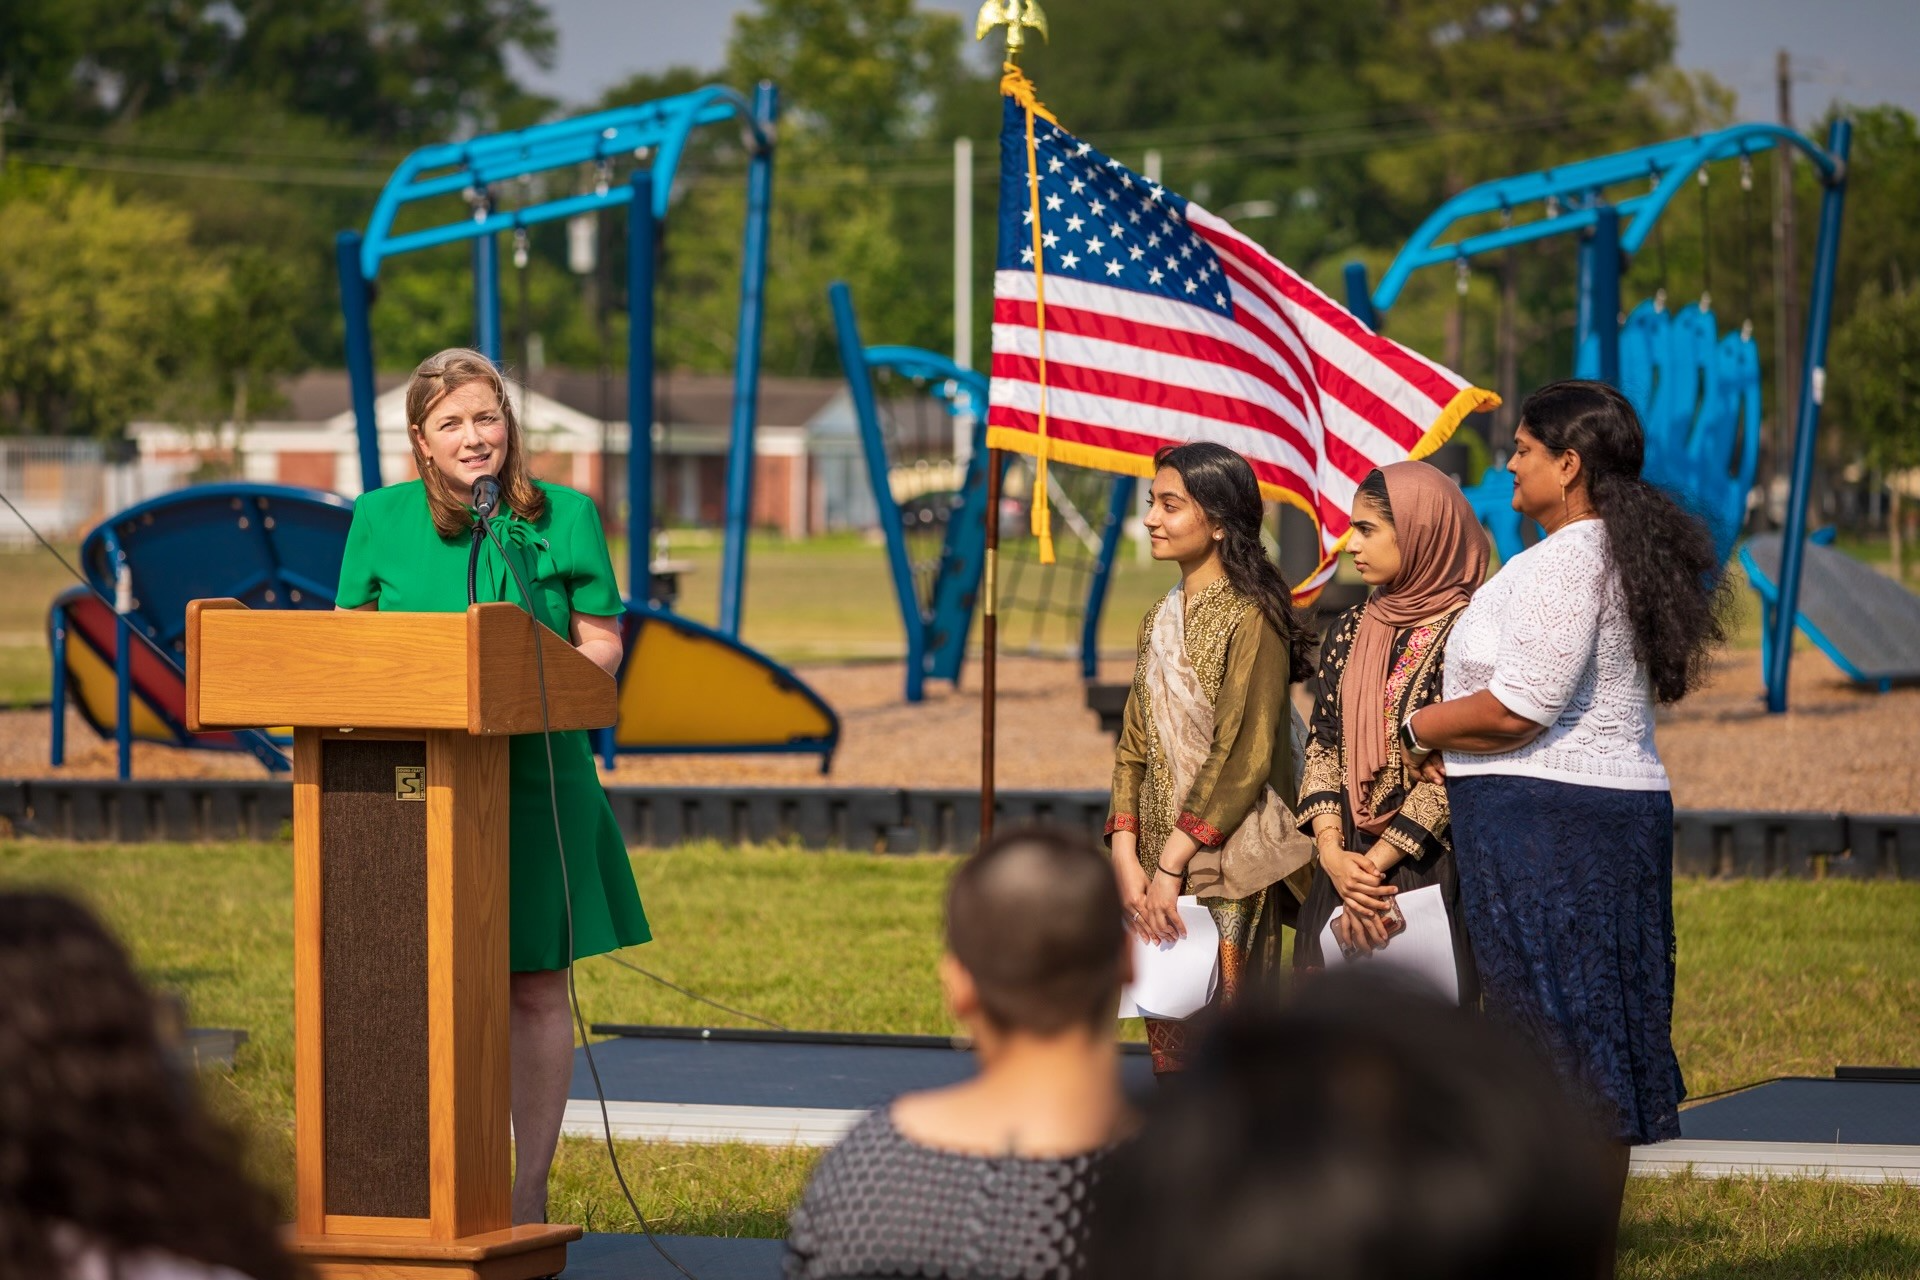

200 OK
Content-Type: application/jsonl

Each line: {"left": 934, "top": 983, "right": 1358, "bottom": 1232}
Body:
{"left": 1292, "top": 462, "right": 1486, "bottom": 993}
{"left": 1106, "top": 441, "right": 1317, "bottom": 1075}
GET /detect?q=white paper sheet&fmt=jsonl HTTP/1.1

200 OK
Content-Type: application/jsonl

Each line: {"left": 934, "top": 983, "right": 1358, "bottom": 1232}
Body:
{"left": 1118, "top": 896, "right": 1221, "bottom": 1021}
{"left": 1316, "top": 883, "right": 1459, "bottom": 1004}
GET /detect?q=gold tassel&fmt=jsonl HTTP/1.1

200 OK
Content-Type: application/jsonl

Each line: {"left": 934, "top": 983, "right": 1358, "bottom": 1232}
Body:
{"left": 1003, "top": 62, "right": 1056, "bottom": 563}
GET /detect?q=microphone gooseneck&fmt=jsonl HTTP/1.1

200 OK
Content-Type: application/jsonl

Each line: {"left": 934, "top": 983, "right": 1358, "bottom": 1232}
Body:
{"left": 467, "top": 475, "right": 502, "bottom": 607}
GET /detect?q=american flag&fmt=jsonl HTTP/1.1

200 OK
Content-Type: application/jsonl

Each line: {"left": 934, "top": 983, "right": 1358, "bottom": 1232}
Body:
{"left": 986, "top": 95, "right": 1497, "bottom": 600}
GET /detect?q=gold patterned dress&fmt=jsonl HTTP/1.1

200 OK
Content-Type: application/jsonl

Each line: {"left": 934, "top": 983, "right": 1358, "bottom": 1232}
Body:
{"left": 1291, "top": 603, "right": 1476, "bottom": 998}
{"left": 1106, "top": 577, "right": 1304, "bottom": 1073}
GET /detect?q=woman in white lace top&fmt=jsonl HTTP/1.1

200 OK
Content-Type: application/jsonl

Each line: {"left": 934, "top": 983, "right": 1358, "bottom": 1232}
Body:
{"left": 1396, "top": 381, "right": 1726, "bottom": 1277}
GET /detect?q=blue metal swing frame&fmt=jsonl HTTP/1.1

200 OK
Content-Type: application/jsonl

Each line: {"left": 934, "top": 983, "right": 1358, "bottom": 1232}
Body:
{"left": 1344, "top": 121, "right": 1851, "bottom": 713}
{"left": 829, "top": 282, "right": 1133, "bottom": 702}
{"left": 336, "top": 83, "right": 779, "bottom": 634}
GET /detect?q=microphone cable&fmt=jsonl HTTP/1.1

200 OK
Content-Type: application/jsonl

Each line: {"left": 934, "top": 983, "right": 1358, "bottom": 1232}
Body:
{"left": 476, "top": 504, "right": 702, "bottom": 1280}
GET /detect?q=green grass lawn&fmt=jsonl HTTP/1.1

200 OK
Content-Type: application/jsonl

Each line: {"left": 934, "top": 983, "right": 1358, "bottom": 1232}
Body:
{"left": 0, "top": 543, "right": 77, "bottom": 707}
{"left": 1, "top": 838, "right": 1917, "bottom": 1273}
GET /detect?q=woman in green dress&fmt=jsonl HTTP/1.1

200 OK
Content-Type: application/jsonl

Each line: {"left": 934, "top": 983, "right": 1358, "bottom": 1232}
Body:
{"left": 1107, "top": 441, "right": 1317, "bottom": 1074}
{"left": 334, "top": 347, "right": 650, "bottom": 1224}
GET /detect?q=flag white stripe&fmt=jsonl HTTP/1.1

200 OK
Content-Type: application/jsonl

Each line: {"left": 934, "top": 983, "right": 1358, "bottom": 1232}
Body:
{"left": 990, "top": 325, "right": 1321, "bottom": 444}
{"left": 988, "top": 378, "right": 1317, "bottom": 481}
{"left": 1209, "top": 234, "right": 1455, "bottom": 432}
{"left": 993, "top": 271, "right": 1330, "bottom": 439}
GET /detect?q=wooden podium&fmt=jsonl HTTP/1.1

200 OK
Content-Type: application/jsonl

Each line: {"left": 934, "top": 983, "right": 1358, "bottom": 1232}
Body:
{"left": 186, "top": 599, "right": 617, "bottom": 1279}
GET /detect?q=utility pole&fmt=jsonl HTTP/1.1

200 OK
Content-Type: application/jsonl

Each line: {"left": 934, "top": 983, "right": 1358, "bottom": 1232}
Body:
{"left": 1772, "top": 48, "right": 1801, "bottom": 509}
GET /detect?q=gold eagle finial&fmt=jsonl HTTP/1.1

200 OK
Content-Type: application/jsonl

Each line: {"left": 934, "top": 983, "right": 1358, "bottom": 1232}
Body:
{"left": 975, "top": 0, "right": 1049, "bottom": 57}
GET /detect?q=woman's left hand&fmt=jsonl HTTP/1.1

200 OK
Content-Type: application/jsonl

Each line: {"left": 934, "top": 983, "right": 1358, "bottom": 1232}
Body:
{"left": 1141, "top": 865, "right": 1186, "bottom": 943}
{"left": 1409, "top": 751, "right": 1447, "bottom": 786}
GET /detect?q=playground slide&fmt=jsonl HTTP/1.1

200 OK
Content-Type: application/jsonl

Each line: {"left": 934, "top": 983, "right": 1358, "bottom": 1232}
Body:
{"left": 606, "top": 604, "right": 839, "bottom": 768}
{"left": 49, "top": 586, "right": 286, "bottom": 767}
{"left": 1741, "top": 532, "right": 1920, "bottom": 692}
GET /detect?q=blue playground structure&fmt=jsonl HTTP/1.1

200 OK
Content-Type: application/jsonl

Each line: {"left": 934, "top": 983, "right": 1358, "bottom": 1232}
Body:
{"left": 1347, "top": 121, "right": 1853, "bottom": 712}
{"left": 1741, "top": 529, "right": 1920, "bottom": 694}
{"left": 48, "top": 484, "right": 355, "bottom": 777}
{"left": 337, "top": 85, "right": 838, "bottom": 767}
{"left": 829, "top": 282, "right": 1134, "bottom": 702}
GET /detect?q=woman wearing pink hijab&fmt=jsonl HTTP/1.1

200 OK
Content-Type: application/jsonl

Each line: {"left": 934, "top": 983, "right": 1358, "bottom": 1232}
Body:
{"left": 1292, "top": 461, "right": 1486, "bottom": 991}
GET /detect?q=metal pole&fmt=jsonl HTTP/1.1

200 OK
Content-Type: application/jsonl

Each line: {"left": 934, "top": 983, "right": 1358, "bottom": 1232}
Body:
{"left": 1591, "top": 205, "right": 1622, "bottom": 388}
{"left": 953, "top": 136, "right": 975, "bottom": 466}
{"left": 627, "top": 170, "right": 656, "bottom": 604}
{"left": 831, "top": 282, "right": 927, "bottom": 701}
{"left": 1766, "top": 118, "right": 1850, "bottom": 715}
{"left": 1081, "top": 476, "right": 1135, "bottom": 680}
{"left": 114, "top": 561, "right": 132, "bottom": 781}
{"left": 49, "top": 608, "right": 67, "bottom": 767}
{"left": 1342, "top": 262, "right": 1378, "bottom": 331}
{"left": 336, "top": 231, "right": 382, "bottom": 495}
{"left": 1773, "top": 49, "right": 1802, "bottom": 493}
{"left": 718, "top": 81, "right": 779, "bottom": 639}
{"left": 980, "top": 449, "right": 1002, "bottom": 843}
{"left": 1143, "top": 150, "right": 1162, "bottom": 184}
{"left": 473, "top": 231, "right": 502, "bottom": 364}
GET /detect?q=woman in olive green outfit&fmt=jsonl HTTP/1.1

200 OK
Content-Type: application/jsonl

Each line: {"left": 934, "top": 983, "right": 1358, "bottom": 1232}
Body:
{"left": 335, "top": 348, "right": 649, "bottom": 1224}
{"left": 1107, "top": 442, "right": 1316, "bottom": 1075}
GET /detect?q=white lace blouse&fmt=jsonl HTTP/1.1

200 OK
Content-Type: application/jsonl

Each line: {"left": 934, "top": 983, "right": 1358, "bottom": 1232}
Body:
{"left": 1441, "top": 519, "right": 1668, "bottom": 791}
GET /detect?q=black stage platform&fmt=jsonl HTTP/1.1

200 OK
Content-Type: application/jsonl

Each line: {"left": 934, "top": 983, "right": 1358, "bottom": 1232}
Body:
{"left": 1679, "top": 1076, "right": 1920, "bottom": 1145}
{"left": 570, "top": 1028, "right": 1156, "bottom": 1111}
{"left": 562, "top": 1233, "right": 782, "bottom": 1279}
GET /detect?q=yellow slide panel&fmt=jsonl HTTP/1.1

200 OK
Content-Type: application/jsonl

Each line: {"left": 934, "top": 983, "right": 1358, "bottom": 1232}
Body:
{"left": 65, "top": 632, "right": 176, "bottom": 742}
{"left": 615, "top": 615, "right": 833, "bottom": 749}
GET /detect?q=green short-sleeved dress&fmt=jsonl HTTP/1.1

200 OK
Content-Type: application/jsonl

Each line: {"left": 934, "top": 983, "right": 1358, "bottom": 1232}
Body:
{"left": 335, "top": 478, "right": 651, "bottom": 972}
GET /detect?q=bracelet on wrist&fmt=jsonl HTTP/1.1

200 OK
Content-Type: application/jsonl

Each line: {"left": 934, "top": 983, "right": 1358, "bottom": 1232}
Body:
{"left": 1154, "top": 863, "right": 1183, "bottom": 879}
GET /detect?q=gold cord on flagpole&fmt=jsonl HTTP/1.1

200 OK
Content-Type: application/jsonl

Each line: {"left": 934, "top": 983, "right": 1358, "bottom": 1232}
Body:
{"left": 981, "top": 5, "right": 1056, "bottom": 565}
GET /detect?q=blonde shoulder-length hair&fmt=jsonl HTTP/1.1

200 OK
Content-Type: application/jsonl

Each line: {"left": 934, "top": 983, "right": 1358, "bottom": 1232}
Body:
{"left": 406, "top": 347, "right": 548, "bottom": 539}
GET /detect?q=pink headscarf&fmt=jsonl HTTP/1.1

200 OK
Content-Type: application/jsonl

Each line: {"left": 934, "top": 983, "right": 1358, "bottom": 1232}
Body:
{"left": 1339, "top": 461, "right": 1487, "bottom": 833}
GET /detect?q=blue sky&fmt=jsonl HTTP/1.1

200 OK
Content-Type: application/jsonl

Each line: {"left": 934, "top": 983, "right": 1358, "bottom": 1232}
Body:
{"left": 517, "top": 0, "right": 1920, "bottom": 124}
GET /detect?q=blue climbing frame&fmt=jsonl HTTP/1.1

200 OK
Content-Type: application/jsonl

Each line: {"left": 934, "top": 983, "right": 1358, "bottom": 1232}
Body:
{"left": 335, "top": 84, "right": 780, "bottom": 633}
{"left": 828, "top": 282, "right": 1132, "bottom": 701}
{"left": 1345, "top": 122, "right": 1851, "bottom": 713}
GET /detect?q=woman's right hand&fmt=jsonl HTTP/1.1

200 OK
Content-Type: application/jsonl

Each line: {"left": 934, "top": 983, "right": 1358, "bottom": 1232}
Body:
{"left": 1111, "top": 837, "right": 1151, "bottom": 936}
{"left": 1320, "top": 845, "right": 1397, "bottom": 920}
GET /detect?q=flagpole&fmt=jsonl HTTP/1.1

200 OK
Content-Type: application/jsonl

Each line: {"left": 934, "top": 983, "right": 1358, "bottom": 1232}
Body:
{"left": 979, "top": 448, "right": 1001, "bottom": 843}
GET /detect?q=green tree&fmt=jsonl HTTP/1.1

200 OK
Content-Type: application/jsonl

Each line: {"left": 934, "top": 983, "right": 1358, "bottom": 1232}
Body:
{"left": 1, "top": 0, "right": 554, "bottom": 139}
{"left": 729, "top": 0, "right": 968, "bottom": 147}
{"left": 0, "top": 175, "right": 227, "bottom": 436}
{"left": 1830, "top": 283, "right": 1920, "bottom": 578}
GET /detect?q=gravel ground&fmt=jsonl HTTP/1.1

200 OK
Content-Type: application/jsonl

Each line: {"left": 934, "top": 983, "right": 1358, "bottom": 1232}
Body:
{"left": 3, "top": 648, "right": 1915, "bottom": 814}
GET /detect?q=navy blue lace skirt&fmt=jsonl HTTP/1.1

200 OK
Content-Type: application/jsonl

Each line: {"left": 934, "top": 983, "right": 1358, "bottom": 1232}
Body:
{"left": 1450, "top": 774, "right": 1684, "bottom": 1144}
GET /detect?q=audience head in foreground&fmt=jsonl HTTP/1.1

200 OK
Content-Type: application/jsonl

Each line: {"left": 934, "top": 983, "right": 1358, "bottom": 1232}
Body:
{"left": 0, "top": 892, "right": 297, "bottom": 1280}
{"left": 1092, "top": 974, "right": 1615, "bottom": 1280}
{"left": 783, "top": 825, "right": 1133, "bottom": 1280}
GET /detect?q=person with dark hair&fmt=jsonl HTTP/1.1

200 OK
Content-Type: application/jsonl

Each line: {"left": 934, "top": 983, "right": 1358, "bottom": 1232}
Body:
{"left": 0, "top": 892, "right": 300, "bottom": 1280}
{"left": 1089, "top": 975, "right": 1616, "bottom": 1280}
{"left": 1399, "top": 380, "right": 1727, "bottom": 1268}
{"left": 1107, "top": 440, "right": 1317, "bottom": 1074}
{"left": 783, "top": 826, "right": 1134, "bottom": 1280}
{"left": 1292, "top": 462, "right": 1483, "bottom": 992}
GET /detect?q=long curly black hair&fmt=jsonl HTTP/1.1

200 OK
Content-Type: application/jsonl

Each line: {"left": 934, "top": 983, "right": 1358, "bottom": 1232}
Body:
{"left": 1518, "top": 380, "right": 1728, "bottom": 703}
{"left": 0, "top": 892, "right": 299, "bottom": 1280}
{"left": 1153, "top": 441, "right": 1315, "bottom": 682}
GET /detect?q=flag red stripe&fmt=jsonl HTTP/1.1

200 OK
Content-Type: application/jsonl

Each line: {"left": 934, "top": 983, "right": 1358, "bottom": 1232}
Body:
{"left": 988, "top": 407, "right": 1313, "bottom": 498}
{"left": 988, "top": 352, "right": 1318, "bottom": 465}
{"left": 1203, "top": 226, "right": 1464, "bottom": 409}
{"left": 1217, "top": 260, "right": 1426, "bottom": 452}
{"left": 991, "top": 296, "right": 1318, "bottom": 428}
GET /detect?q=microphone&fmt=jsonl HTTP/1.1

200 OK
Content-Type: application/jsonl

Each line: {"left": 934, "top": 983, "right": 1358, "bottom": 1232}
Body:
{"left": 472, "top": 474, "right": 503, "bottom": 521}
{"left": 467, "top": 475, "right": 502, "bottom": 606}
